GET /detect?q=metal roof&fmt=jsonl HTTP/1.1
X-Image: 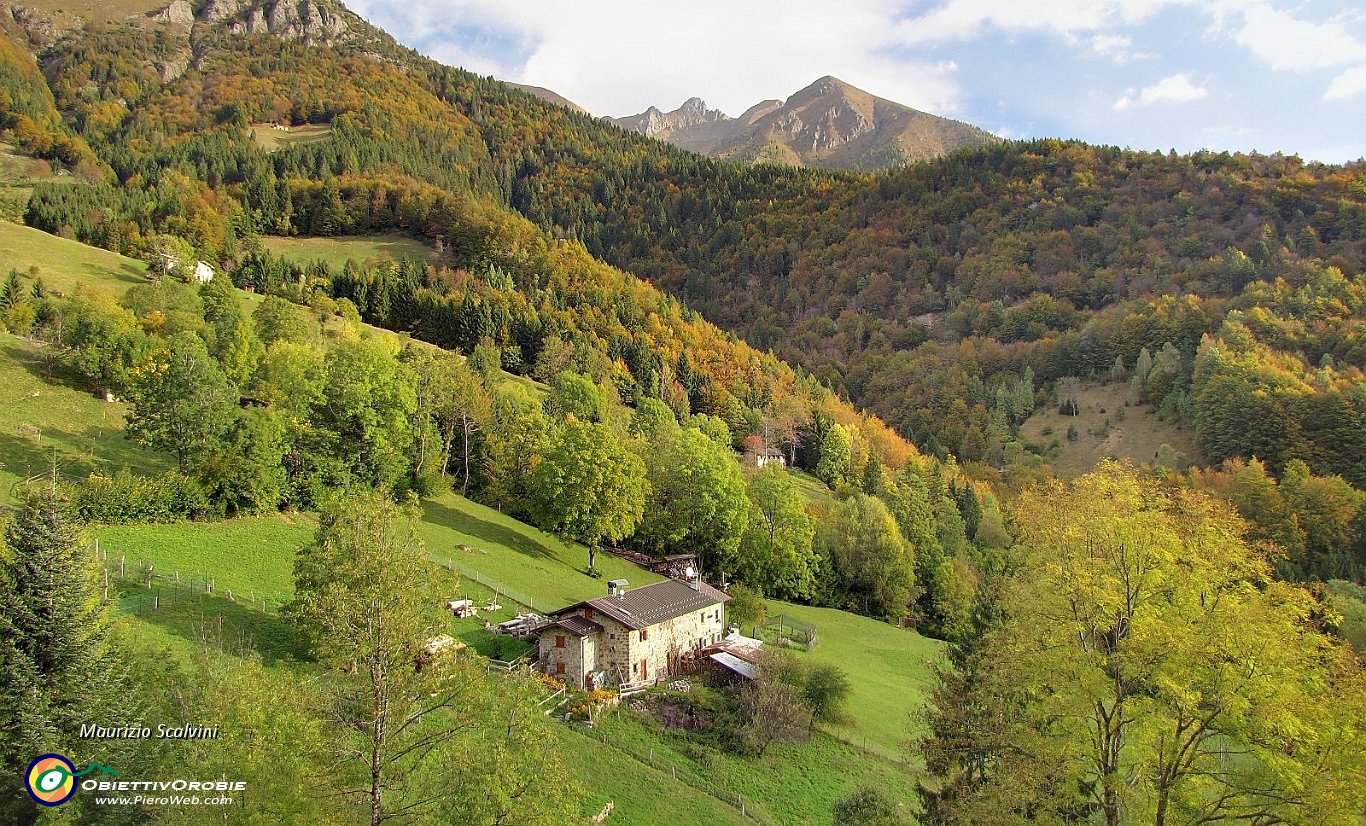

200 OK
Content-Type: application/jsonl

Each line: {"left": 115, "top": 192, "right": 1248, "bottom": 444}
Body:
{"left": 551, "top": 579, "right": 729, "bottom": 631}
{"left": 709, "top": 651, "right": 759, "bottom": 680}
{"left": 535, "top": 615, "right": 605, "bottom": 637}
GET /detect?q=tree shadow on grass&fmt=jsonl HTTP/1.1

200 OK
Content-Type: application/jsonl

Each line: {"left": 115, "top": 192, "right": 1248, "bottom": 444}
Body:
{"left": 420, "top": 496, "right": 567, "bottom": 563}
{"left": 1, "top": 334, "right": 117, "bottom": 396}
{"left": 0, "top": 424, "right": 168, "bottom": 492}
{"left": 75, "top": 259, "right": 147, "bottom": 290}
{"left": 120, "top": 585, "right": 309, "bottom": 666}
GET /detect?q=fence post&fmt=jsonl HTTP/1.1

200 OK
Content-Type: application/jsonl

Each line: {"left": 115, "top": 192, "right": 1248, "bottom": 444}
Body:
{"left": 120, "top": 555, "right": 125, "bottom": 576}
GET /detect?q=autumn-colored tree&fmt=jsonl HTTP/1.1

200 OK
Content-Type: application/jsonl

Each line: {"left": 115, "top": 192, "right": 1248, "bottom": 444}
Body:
{"left": 920, "top": 461, "right": 1366, "bottom": 825}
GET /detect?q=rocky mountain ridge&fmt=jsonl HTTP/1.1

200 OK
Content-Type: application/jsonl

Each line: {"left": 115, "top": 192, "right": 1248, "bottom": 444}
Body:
{"left": 609, "top": 75, "right": 997, "bottom": 171}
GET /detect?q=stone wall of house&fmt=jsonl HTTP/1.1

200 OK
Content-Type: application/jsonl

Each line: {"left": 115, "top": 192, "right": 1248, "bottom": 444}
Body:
{"left": 637, "top": 603, "right": 726, "bottom": 684}
{"left": 543, "top": 611, "right": 637, "bottom": 687}
{"left": 538, "top": 630, "right": 589, "bottom": 687}
{"left": 588, "top": 615, "right": 635, "bottom": 685}
{"left": 545, "top": 600, "right": 726, "bottom": 688}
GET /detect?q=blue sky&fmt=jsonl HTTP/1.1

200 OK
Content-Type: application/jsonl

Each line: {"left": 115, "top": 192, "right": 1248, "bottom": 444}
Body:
{"left": 348, "top": 0, "right": 1366, "bottom": 163}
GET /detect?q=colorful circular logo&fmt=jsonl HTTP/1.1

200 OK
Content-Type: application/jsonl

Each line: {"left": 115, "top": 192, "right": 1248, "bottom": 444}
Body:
{"left": 26, "top": 754, "right": 77, "bottom": 807}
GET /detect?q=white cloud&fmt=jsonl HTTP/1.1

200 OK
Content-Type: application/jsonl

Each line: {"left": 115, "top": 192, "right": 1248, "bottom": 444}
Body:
{"left": 1088, "top": 33, "right": 1155, "bottom": 63}
{"left": 1234, "top": 3, "right": 1366, "bottom": 71}
{"left": 893, "top": 0, "right": 1192, "bottom": 45}
{"left": 1325, "top": 64, "right": 1366, "bottom": 100}
{"left": 1113, "top": 72, "right": 1208, "bottom": 110}
{"left": 349, "top": 0, "right": 964, "bottom": 117}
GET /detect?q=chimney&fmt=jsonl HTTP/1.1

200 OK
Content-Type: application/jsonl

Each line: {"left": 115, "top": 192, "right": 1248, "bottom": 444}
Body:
{"left": 607, "top": 579, "right": 628, "bottom": 598}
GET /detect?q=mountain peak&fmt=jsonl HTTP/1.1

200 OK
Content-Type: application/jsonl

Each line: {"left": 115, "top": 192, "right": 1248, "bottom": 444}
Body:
{"left": 608, "top": 97, "right": 729, "bottom": 140}
{"left": 610, "top": 76, "right": 997, "bottom": 171}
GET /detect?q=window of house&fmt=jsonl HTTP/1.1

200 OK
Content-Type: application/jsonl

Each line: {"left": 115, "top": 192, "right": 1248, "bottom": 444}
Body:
{"left": 555, "top": 662, "right": 565, "bottom": 675}
{"left": 639, "top": 628, "right": 649, "bottom": 641}
{"left": 584, "top": 607, "right": 594, "bottom": 619}
{"left": 555, "top": 635, "right": 566, "bottom": 648}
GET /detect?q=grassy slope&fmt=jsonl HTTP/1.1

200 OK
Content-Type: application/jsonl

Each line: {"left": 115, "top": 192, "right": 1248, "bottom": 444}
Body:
{"left": 0, "top": 220, "right": 150, "bottom": 295}
{"left": 0, "top": 142, "right": 58, "bottom": 221}
{"left": 789, "top": 467, "right": 835, "bottom": 509}
{"left": 1018, "top": 381, "right": 1203, "bottom": 477}
{"left": 93, "top": 515, "right": 316, "bottom": 603}
{"left": 249, "top": 123, "right": 333, "bottom": 152}
{"left": 0, "top": 334, "right": 169, "bottom": 503}
{"left": 759, "top": 601, "right": 942, "bottom": 763}
{"left": 576, "top": 713, "right": 919, "bottom": 826}
{"left": 419, "top": 490, "right": 662, "bottom": 611}
{"left": 6, "top": 0, "right": 166, "bottom": 25}
{"left": 0, "top": 227, "right": 934, "bottom": 822}
{"left": 0, "top": 223, "right": 172, "bottom": 501}
{"left": 261, "top": 233, "right": 433, "bottom": 271}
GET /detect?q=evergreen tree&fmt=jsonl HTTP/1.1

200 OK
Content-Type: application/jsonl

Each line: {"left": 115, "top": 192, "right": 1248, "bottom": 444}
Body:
{"left": 0, "top": 269, "right": 22, "bottom": 311}
{"left": 0, "top": 479, "right": 140, "bottom": 823}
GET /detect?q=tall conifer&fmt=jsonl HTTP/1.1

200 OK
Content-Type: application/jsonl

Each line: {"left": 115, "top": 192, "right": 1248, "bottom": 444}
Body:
{"left": 0, "top": 478, "right": 137, "bottom": 822}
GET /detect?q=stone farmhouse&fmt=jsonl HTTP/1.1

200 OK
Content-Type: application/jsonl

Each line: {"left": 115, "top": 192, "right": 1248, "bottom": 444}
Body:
{"left": 535, "top": 579, "right": 729, "bottom": 691}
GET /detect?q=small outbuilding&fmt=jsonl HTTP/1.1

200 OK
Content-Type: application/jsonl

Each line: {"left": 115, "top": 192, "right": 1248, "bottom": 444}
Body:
{"left": 743, "top": 446, "right": 787, "bottom": 468}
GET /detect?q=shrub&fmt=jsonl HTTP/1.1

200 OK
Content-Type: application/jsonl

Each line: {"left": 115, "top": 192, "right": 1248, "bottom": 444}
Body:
{"left": 726, "top": 583, "right": 767, "bottom": 630}
{"left": 70, "top": 470, "right": 214, "bottom": 523}
{"left": 833, "top": 786, "right": 907, "bottom": 826}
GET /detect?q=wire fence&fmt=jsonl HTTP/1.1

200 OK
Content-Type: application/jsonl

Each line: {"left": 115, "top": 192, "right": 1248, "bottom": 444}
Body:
{"left": 753, "top": 613, "right": 818, "bottom": 650}
{"left": 88, "top": 540, "right": 287, "bottom": 617}
{"left": 428, "top": 552, "right": 540, "bottom": 612}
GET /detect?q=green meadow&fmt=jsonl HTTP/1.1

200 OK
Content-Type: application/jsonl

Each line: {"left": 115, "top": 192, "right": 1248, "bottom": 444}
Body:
{"left": 260, "top": 233, "right": 433, "bottom": 271}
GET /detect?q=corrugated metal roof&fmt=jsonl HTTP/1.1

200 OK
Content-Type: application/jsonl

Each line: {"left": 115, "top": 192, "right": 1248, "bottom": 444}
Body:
{"left": 557, "top": 616, "right": 604, "bottom": 636}
{"left": 709, "top": 651, "right": 758, "bottom": 680}
{"left": 534, "top": 616, "right": 605, "bottom": 637}
{"left": 552, "top": 580, "right": 729, "bottom": 630}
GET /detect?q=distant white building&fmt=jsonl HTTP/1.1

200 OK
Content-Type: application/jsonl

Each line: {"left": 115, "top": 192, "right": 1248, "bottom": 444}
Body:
{"left": 156, "top": 254, "right": 215, "bottom": 284}
{"left": 744, "top": 446, "right": 786, "bottom": 469}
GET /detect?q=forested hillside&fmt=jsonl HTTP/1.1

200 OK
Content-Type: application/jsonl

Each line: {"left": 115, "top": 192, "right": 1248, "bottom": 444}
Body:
{"left": 2, "top": 0, "right": 1362, "bottom": 574}
{"left": 1, "top": 1, "right": 1364, "bottom": 823}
